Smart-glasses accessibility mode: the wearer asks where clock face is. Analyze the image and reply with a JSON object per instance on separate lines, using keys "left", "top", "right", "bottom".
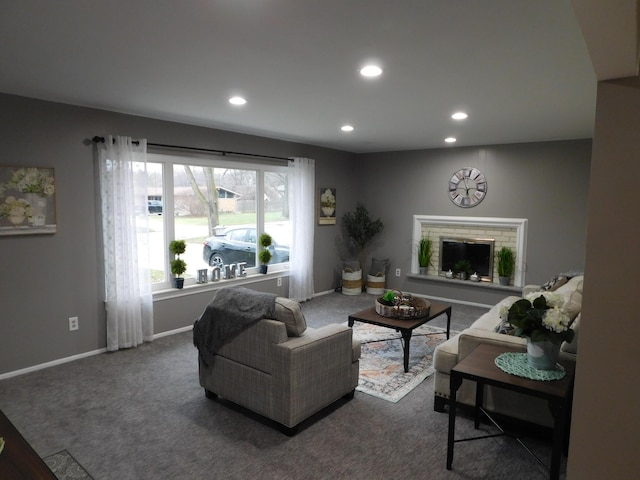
{"left": 448, "top": 167, "right": 487, "bottom": 208}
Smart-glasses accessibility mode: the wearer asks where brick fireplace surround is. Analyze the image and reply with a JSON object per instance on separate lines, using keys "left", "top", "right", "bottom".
{"left": 412, "top": 216, "right": 528, "bottom": 287}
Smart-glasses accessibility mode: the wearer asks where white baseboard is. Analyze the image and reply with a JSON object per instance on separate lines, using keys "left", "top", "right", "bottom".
{"left": 0, "top": 326, "right": 194, "bottom": 380}
{"left": 0, "top": 347, "right": 107, "bottom": 381}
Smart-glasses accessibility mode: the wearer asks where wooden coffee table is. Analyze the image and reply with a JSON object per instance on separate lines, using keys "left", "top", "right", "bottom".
{"left": 348, "top": 300, "right": 452, "bottom": 372}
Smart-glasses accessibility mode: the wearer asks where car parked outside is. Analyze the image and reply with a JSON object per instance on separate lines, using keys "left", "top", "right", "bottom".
{"left": 148, "top": 200, "right": 163, "bottom": 215}
{"left": 202, "top": 227, "right": 289, "bottom": 268}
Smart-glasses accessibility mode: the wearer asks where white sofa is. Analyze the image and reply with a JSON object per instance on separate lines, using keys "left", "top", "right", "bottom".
{"left": 433, "top": 275, "right": 583, "bottom": 427}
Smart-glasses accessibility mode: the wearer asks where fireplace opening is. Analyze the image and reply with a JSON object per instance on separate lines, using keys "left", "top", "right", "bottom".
{"left": 440, "top": 237, "right": 495, "bottom": 282}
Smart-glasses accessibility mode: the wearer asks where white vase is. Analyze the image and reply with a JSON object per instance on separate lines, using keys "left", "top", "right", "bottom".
{"left": 25, "top": 192, "right": 47, "bottom": 226}
{"left": 321, "top": 206, "right": 335, "bottom": 217}
{"left": 526, "top": 339, "right": 561, "bottom": 370}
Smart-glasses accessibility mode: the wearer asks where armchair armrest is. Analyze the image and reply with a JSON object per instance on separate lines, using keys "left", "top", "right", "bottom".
{"left": 271, "top": 324, "right": 357, "bottom": 426}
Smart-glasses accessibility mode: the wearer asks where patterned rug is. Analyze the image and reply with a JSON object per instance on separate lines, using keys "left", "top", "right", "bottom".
{"left": 44, "top": 450, "right": 93, "bottom": 479}
{"left": 350, "top": 322, "right": 455, "bottom": 403}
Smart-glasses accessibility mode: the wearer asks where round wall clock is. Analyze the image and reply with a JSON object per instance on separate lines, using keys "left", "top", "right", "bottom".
{"left": 448, "top": 167, "right": 487, "bottom": 208}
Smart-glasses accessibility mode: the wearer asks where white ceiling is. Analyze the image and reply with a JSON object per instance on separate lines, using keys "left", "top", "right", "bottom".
{"left": 0, "top": 1, "right": 612, "bottom": 153}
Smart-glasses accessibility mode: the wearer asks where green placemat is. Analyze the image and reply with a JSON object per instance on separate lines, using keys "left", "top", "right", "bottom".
{"left": 495, "top": 352, "right": 565, "bottom": 381}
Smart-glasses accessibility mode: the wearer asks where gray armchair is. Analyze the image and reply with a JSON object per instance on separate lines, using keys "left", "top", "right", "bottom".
{"left": 197, "top": 297, "right": 360, "bottom": 434}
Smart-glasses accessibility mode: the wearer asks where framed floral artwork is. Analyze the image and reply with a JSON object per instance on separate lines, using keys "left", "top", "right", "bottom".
{"left": 318, "top": 187, "right": 336, "bottom": 225}
{"left": 0, "top": 166, "right": 57, "bottom": 235}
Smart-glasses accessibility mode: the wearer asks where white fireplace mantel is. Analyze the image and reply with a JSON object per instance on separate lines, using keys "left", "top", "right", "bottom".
{"left": 412, "top": 215, "right": 528, "bottom": 287}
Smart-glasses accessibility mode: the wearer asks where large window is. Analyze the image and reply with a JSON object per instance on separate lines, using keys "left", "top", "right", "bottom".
{"left": 139, "top": 153, "right": 290, "bottom": 290}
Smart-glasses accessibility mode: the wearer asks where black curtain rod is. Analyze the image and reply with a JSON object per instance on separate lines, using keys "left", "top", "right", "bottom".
{"left": 92, "top": 136, "right": 291, "bottom": 162}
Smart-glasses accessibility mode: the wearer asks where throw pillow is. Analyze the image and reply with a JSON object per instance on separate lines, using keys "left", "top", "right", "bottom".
{"left": 541, "top": 275, "right": 569, "bottom": 292}
{"left": 494, "top": 319, "right": 516, "bottom": 335}
{"left": 274, "top": 297, "right": 307, "bottom": 337}
{"left": 369, "top": 257, "right": 389, "bottom": 276}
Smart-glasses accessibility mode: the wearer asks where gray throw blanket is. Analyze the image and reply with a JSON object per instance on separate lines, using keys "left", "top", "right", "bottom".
{"left": 193, "top": 286, "right": 277, "bottom": 367}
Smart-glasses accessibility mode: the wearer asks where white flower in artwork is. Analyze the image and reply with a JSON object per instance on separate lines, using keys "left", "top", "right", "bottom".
{"left": 7, "top": 168, "right": 55, "bottom": 195}
{"left": 320, "top": 188, "right": 335, "bottom": 208}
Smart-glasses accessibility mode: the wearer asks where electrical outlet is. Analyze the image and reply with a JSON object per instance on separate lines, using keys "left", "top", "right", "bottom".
{"left": 69, "top": 316, "right": 79, "bottom": 331}
{"left": 277, "top": 277, "right": 282, "bottom": 287}
{"left": 395, "top": 268, "right": 401, "bottom": 277}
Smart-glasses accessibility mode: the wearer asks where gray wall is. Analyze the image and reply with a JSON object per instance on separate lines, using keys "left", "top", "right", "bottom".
{"left": 0, "top": 93, "right": 591, "bottom": 375}
{"left": 0, "top": 94, "right": 355, "bottom": 375}
{"left": 355, "top": 140, "right": 592, "bottom": 302}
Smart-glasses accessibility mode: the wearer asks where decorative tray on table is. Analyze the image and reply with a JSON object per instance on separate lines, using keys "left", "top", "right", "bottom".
{"left": 375, "top": 289, "right": 430, "bottom": 319}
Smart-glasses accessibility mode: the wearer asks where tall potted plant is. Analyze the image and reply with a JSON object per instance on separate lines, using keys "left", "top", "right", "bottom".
{"left": 497, "top": 246, "right": 515, "bottom": 286}
{"left": 342, "top": 202, "right": 384, "bottom": 293}
{"left": 417, "top": 237, "right": 433, "bottom": 275}
{"left": 258, "top": 233, "right": 273, "bottom": 274}
{"left": 169, "top": 240, "right": 187, "bottom": 289}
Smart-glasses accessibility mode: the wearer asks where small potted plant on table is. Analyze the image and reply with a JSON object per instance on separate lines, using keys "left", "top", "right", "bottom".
{"left": 258, "top": 233, "right": 273, "bottom": 274}
{"left": 169, "top": 240, "right": 187, "bottom": 289}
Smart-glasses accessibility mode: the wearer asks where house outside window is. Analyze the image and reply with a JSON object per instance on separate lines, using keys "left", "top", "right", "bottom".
{"left": 137, "top": 154, "right": 290, "bottom": 290}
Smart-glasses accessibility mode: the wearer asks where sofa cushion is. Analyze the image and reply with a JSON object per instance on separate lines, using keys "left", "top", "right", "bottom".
{"left": 275, "top": 297, "right": 307, "bottom": 337}
{"left": 561, "top": 312, "right": 580, "bottom": 355}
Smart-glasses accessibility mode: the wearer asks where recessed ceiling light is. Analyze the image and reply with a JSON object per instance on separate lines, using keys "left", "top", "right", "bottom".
{"left": 451, "top": 112, "right": 468, "bottom": 120}
{"left": 445, "top": 137, "right": 457, "bottom": 143}
{"left": 359, "top": 65, "right": 382, "bottom": 78}
{"left": 341, "top": 125, "right": 354, "bottom": 132}
{"left": 229, "top": 96, "right": 247, "bottom": 105}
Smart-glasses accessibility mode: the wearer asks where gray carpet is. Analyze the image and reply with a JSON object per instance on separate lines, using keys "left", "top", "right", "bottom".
{"left": 0, "top": 292, "right": 566, "bottom": 479}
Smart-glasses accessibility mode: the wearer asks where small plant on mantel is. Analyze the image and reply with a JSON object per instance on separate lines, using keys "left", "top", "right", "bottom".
{"left": 417, "top": 237, "right": 433, "bottom": 274}
{"left": 453, "top": 259, "right": 473, "bottom": 280}
{"left": 169, "top": 240, "right": 187, "bottom": 289}
{"left": 497, "top": 246, "right": 515, "bottom": 286}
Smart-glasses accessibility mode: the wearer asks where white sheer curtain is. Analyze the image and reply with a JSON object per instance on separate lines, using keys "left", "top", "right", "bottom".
{"left": 288, "top": 157, "right": 315, "bottom": 301}
{"left": 97, "top": 135, "right": 153, "bottom": 351}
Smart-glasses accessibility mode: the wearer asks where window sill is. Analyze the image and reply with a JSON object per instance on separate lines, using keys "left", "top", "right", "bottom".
{"left": 153, "top": 269, "right": 289, "bottom": 301}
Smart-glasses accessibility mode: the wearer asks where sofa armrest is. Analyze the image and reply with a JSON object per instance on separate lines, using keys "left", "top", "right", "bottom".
{"left": 458, "top": 327, "right": 527, "bottom": 361}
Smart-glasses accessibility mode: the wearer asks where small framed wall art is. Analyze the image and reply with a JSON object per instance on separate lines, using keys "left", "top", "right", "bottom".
{"left": 318, "top": 187, "right": 336, "bottom": 225}
{"left": 0, "top": 166, "right": 57, "bottom": 236}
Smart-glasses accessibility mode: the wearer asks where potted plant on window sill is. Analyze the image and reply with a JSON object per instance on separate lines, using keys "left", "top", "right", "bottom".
{"left": 258, "top": 233, "right": 273, "bottom": 274}
{"left": 497, "top": 246, "right": 515, "bottom": 286}
{"left": 169, "top": 239, "right": 187, "bottom": 288}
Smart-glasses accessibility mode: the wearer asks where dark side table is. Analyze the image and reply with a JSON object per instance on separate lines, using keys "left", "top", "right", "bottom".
{"left": 446, "top": 344, "right": 575, "bottom": 480}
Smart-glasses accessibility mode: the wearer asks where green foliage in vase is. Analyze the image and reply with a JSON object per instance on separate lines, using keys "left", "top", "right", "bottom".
{"left": 417, "top": 237, "right": 433, "bottom": 268}
{"left": 342, "top": 202, "right": 383, "bottom": 271}
{"left": 497, "top": 246, "right": 515, "bottom": 277}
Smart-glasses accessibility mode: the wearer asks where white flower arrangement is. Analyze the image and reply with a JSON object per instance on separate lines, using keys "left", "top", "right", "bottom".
{"left": 320, "top": 188, "right": 336, "bottom": 208}
{"left": 7, "top": 168, "right": 55, "bottom": 195}
{"left": 507, "top": 292, "right": 574, "bottom": 343}
{"left": 0, "top": 195, "right": 33, "bottom": 222}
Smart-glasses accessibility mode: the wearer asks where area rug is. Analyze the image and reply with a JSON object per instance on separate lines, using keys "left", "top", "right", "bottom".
{"left": 349, "top": 322, "right": 455, "bottom": 403}
{"left": 44, "top": 450, "right": 93, "bottom": 480}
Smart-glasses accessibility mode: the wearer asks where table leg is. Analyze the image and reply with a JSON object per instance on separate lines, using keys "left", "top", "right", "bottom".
{"left": 400, "top": 330, "right": 412, "bottom": 372}
{"left": 445, "top": 307, "right": 452, "bottom": 339}
{"left": 348, "top": 317, "right": 354, "bottom": 328}
{"left": 548, "top": 398, "right": 568, "bottom": 480}
{"left": 474, "top": 381, "right": 484, "bottom": 429}
{"left": 447, "top": 374, "right": 463, "bottom": 470}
